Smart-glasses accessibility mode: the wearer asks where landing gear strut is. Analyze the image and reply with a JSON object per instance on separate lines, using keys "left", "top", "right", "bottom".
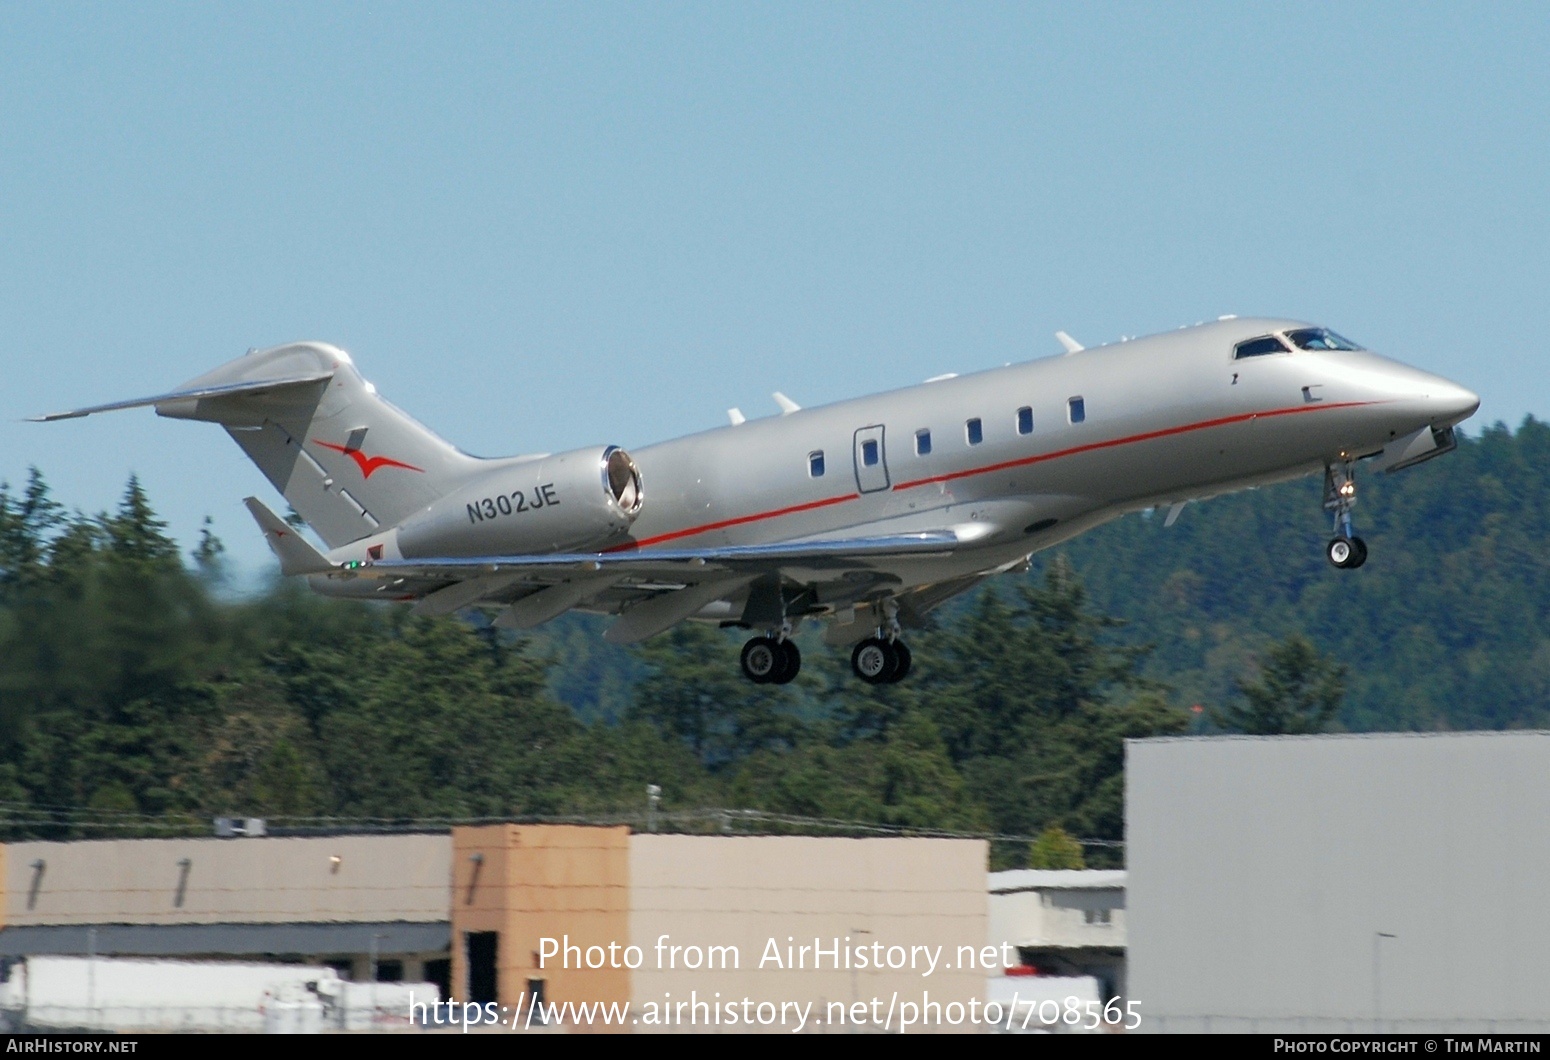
{"left": 740, "top": 634, "right": 800, "bottom": 685}
{"left": 1324, "top": 460, "right": 1368, "bottom": 569}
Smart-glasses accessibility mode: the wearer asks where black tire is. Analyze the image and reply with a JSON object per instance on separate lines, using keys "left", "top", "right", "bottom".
{"left": 888, "top": 641, "right": 912, "bottom": 682}
{"left": 1347, "top": 537, "right": 1368, "bottom": 569}
{"left": 740, "top": 638, "right": 779, "bottom": 683}
{"left": 851, "top": 637, "right": 898, "bottom": 685}
{"left": 1327, "top": 537, "right": 1355, "bottom": 569}
{"left": 770, "top": 640, "right": 801, "bottom": 685}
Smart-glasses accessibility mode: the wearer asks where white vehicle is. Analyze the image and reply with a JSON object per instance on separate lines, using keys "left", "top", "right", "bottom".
{"left": 0, "top": 956, "right": 438, "bottom": 1033}
{"left": 987, "top": 973, "right": 1104, "bottom": 1033}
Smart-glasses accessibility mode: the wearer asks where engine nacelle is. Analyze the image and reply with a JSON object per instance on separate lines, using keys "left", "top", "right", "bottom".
{"left": 395, "top": 446, "right": 643, "bottom": 558}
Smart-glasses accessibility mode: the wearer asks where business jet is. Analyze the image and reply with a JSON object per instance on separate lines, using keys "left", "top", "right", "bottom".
{"left": 37, "top": 317, "right": 1478, "bottom": 685}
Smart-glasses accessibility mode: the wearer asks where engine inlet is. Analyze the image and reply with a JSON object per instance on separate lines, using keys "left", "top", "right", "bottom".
{"left": 603, "top": 447, "right": 643, "bottom": 517}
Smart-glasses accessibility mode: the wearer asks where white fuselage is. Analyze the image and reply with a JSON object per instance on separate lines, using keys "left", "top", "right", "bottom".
{"left": 39, "top": 315, "right": 1480, "bottom": 665}
{"left": 554, "top": 317, "right": 1477, "bottom": 600}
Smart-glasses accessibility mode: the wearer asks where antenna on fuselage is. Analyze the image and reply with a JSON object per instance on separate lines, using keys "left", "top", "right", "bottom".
{"left": 727, "top": 408, "right": 746, "bottom": 426}
{"left": 1055, "top": 331, "right": 1084, "bottom": 354}
{"left": 773, "top": 392, "right": 801, "bottom": 415}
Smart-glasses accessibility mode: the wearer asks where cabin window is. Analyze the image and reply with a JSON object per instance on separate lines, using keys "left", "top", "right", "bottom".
{"left": 808, "top": 451, "right": 825, "bottom": 477}
{"left": 862, "top": 439, "right": 880, "bottom": 467}
{"left": 1233, "top": 335, "right": 1292, "bottom": 359}
{"left": 1017, "top": 406, "right": 1033, "bottom": 435}
{"left": 1068, "top": 397, "right": 1086, "bottom": 424}
{"left": 915, "top": 429, "right": 932, "bottom": 456}
{"left": 966, "top": 418, "right": 983, "bottom": 445}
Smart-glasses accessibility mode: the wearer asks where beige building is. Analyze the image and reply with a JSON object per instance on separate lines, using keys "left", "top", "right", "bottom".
{"left": 449, "top": 824, "right": 630, "bottom": 1012}
{"left": 0, "top": 834, "right": 454, "bottom": 991}
{"left": 0, "top": 826, "right": 990, "bottom": 1030}
{"left": 449, "top": 828, "right": 989, "bottom": 1029}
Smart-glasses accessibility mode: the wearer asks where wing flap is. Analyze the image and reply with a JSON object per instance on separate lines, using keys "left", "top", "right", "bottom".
{"left": 497, "top": 575, "right": 623, "bottom": 629}
{"left": 604, "top": 576, "right": 756, "bottom": 645}
{"left": 412, "top": 572, "right": 526, "bottom": 616}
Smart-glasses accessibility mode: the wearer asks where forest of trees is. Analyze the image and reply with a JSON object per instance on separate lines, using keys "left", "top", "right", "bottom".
{"left": 1, "top": 418, "right": 1546, "bottom": 866}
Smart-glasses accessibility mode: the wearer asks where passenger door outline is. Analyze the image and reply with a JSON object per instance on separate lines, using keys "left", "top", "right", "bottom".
{"left": 853, "top": 425, "right": 890, "bottom": 494}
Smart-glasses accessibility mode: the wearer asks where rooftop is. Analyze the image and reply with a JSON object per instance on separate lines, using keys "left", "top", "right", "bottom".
{"left": 988, "top": 869, "right": 1126, "bottom": 894}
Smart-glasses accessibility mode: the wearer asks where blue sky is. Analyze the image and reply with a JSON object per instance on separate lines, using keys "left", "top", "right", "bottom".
{"left": 3, "top": 3, "right": 1547, "bottom": 573}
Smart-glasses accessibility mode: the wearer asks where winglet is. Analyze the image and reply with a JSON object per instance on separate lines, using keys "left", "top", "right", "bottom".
{"left": 772, "top": 392, "right": 801, "bottom": 415}
{"left": 243, "top": 497, "right": 334, "bottom": 575}
{"left": 1055, "top": 331, "right": 1084, "bottom": 354}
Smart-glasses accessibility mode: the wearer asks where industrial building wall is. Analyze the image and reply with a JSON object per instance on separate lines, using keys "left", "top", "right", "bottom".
{"left": 1126, "top": 731, "right": 1550, "bottom": 1033}
{"left": 629, "top": 835, "right": 987, "bottom": 1029}
{"left": 449, "top": 825, "right": 630, "bottom": 1012}
{"left": 7, "top": 834, "right": 451, "bottom": 926}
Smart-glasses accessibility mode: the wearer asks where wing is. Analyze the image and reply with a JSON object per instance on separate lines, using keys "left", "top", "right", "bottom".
{"left": 358, "top": 531, "right": 960, "bottom": 579}
{"left": 326, "top": 530, "right": 968, "bottom": 644}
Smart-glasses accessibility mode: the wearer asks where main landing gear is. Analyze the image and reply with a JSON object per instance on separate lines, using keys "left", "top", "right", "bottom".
{"left": 851, "top": 637, "right": 912, "bottom": 685}
{"left": 740, "top": 634, "right": 801, "bottom": 685}
{"left": 1324, "top": 460, "right": 1368, "bottom": 570}
{"left": 738, "top": 601, "right": 915, "bottom": 686}
{"left": 849, "top": 598, "right": 912, "bottom": 685}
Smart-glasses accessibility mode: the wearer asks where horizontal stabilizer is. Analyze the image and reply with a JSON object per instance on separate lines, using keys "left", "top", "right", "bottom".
{"left": 243, "top": 497, "right": 334, "bottom": 576}
{"left": 30, "top": 370, "right": 335, "bottom": 422}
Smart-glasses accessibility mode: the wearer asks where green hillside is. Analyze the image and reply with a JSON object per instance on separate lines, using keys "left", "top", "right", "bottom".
{"left": 1049, "top": 417, "right": 1550, "bottom": 732}
{"left": 0, "top": 419, "right": 1541, "bottom": 865}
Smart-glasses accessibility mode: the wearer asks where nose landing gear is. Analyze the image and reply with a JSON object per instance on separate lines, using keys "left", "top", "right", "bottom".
{"left": 1324, "top": 461, "right": 1368, "bottom": 569}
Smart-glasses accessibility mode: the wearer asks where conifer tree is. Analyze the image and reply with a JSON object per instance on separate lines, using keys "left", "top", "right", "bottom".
{"left": 1211, "top": 635, "right": 1345, "bottom": 735}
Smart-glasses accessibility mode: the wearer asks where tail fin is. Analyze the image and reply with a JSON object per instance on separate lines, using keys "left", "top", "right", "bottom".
{"left": 42, "top": 342, "right": 481, "bottom": 548}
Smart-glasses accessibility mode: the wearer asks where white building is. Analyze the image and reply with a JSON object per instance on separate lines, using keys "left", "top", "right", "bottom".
{"left": 987, "top": 869, "right": 1126, "bottom": 998}
{"left": 1127, "top": 731, "right": 1550, "bottom": 1033}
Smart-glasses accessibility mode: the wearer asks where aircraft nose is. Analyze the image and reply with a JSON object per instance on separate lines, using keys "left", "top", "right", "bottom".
{"left": 1426, "top": 379, "right": 1480, "bottom": 425}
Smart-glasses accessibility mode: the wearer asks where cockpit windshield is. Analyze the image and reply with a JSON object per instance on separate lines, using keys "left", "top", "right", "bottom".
{"left": 1285, "top": 327, "right": 1363, "bottom": 351}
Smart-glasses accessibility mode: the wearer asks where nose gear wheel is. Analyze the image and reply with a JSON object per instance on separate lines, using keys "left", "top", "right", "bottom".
{"left": 1323, "top": 460, "right": 1369, "bottom": 570}
{"left": 1327, "top": 535, "right": 1368, "bottom": 569}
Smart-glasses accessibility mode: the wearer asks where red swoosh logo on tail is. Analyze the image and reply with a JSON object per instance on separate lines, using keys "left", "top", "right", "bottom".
{"left": 313, "top": 440, "right": 425, "bottom": 479}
